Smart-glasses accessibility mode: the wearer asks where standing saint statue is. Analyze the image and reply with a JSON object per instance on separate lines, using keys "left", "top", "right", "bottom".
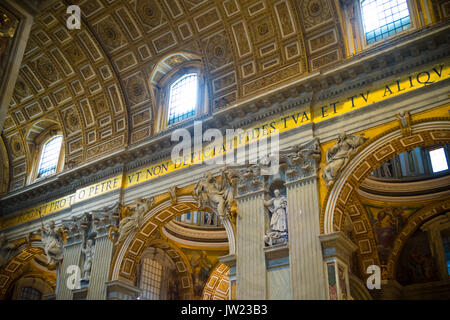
{"left": 81, "top": 238, "right": 95, "bottom": 281}
{"left": 263, "top": 189, "right": 288, "bottom": 246}
{"left": 39, "top": 220, "right": 65, "bottom": 266}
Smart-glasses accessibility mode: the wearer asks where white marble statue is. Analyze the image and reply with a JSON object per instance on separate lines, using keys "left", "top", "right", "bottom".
{"left": 193, "top": 170, "right": 236, "bottom": 222}
{"left": 263, "top": 189, "right": 288, "bottom": 246}
{"left": 322, "top": 132, "right": 368, "bottom": 187}
{"left": 114, "top": 206, "right": 145, "bottom": 245}
{"left": 396, "top": 110, "right": 412, "bottom": 136}
{"left": 81, "top": 238, "right": 95, "bottom": 281}
{"left": 39, "top": 220, "right": 65, "bottom": 266}
{"left": 135, "top": 196, "right": 154, "bottom": 214}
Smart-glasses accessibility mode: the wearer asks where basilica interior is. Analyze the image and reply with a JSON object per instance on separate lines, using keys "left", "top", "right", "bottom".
{"left": 0, "top": 0, "right": 449, "bottom": 301}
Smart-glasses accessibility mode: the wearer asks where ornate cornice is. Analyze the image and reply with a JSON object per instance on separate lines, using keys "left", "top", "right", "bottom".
{"left": 1, "top": 24, "right": 449, "bottom": 216}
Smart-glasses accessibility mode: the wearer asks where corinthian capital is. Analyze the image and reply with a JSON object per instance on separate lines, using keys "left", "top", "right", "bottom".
{"left": 281, "top": 138, "right": 321, "bottom": 182}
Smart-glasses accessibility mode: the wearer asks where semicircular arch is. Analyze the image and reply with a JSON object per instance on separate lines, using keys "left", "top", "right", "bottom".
{"left": 110, "top": 190, "right": 236, "bottom": 286}
{"left": 322, "top": 118, "right": 450, "bottom": 235}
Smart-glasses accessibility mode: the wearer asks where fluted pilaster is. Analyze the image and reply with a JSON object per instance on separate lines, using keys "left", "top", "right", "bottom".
{"left": 86, "top": 235, "right": 114, "bottom": 299}
{"left": 236, "top": 191, "right": 266, "bottom": 299}
{"left": 56, "top": 242, "right": 81, "bottom": 300}
{"left": 286, "top": 175, "right": 326, "bottom": 299}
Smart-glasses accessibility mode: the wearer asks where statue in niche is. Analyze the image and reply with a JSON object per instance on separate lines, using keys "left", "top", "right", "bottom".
{"left": 193, "top": 170, "right": 239, "bottom": 223}
{"left": 204, "top": 212, "right": 214, "bottom": 225}
{"left": 0, "top": 234, "right": 19, "bottom": 268}
{"left": 81, "top": 237, "right": 95, "bottom": 281}
{"left": 39, "top": 220, "right": 65, "bottom": 266}
{"left": 380, "top": 161, "right": 392, "bottom": 178}
{"left": 263, "top": 189, "right": 288, "bottom": 246}
{"left": 322, "top": 132, "right": 368, "bottom": 187}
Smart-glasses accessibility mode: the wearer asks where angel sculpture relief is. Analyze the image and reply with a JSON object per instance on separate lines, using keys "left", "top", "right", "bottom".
{"left": 39, "top": 220, "right": 65, "bottom": 266}
{"left": 109, "top": 197, "right": 154, "bottom": 245}
{"left": 193, "top": 170, "right": 239, "bottom": 224}
{"left": 322, "top": 132, "right": 368, "bottom": 187}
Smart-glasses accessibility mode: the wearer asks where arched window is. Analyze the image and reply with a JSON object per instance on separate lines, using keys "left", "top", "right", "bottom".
{"left": 150, "top": 54, "right": 208, "bottom": 133}
{"left": 138, "top": 247, "right": 178, "bottom": 300}
{"left": 339, "top": 0, "right": 429, "bottom": 55}
{"left": 140, "top": 257, "right": 163, "bottom": 300}
{"left": 20, "top": 287, "right": 42, "bottom": 300}
{"left": 360, "top": 0, "right": 411, "bottom": 44}
{"left": 37, "top": 135, "right": 63, "bottom": 178}
{"left": 168, "top": 73, "right": 199, "bottom": 125}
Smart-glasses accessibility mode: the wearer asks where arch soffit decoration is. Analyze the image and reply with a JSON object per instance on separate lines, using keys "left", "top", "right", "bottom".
{"left": 0, "top": 236, "right": 48, "bottom": 299}
{"left": 110, "top": 187, "right": 236, "bottom": 286}
{"left": 202, "top": 262, "right": 230, "bottom": 300}
{"left": 321, "top": 118, "right": 450, "bottom": 277}
{"left": 0, "top": 137, "right": 9, "bottom": 196}
{"left": 385, "top": 198, "right": 450, "bottom": 280}
{"left": 139, "top": 237, "right": 195, "bottom": 299}
{"left": 322, "top": 118, "right": 450, "bottom": 234}
{"left": 11, "top": 276, "right": 55, "bottom": 300}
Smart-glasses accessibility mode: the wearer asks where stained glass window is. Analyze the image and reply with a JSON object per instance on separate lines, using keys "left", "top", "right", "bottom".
{"left": 37, "top": 136, "right": 62, "bottom": 178}
{"left": 360, "top": 0, "right": 411, "bottom": 44}
{"left": 168, "top": 73, "right": 198, "bottom": 125}
{"left": 140, "top": 258, "right": 162, "bottom": 300}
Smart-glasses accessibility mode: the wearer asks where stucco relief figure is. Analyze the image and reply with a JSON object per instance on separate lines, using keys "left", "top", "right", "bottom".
{"left": 81, "top": 238, "right": 95, "bottom": 281}
{"left": 322, "top": 132, "right": 368, "bottom": 187}
{"left": 0, "top": 234, "right": 18, "bottom": 268}
{"left": 135, "top": 196, "right": 154, "bottom": 215}
{"left": 263, "top": 189, "right": 288, "bottom": 246}
{"left": 108, "top": 198, "right": 153, "bottom": 245}
{"left": 39, "top": 220, "right": 65, "bottom": 266}
{"left": 396, "top": 110, "right": 412, "bottom": 136}
{"left": 193, "top": 170, "right": 238, "bottom": 223}
{"left": 113, "top": 208, "right": 145, "bottom": 245}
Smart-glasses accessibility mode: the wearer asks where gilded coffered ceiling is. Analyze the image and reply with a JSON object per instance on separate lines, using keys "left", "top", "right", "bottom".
{"left": 1, "top": 0, "right": 345, "bottom": 192}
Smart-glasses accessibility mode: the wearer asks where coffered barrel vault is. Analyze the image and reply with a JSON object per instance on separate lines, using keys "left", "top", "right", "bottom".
{"left": 0, "top": 0, "right": 449, "bottom": 301}
{"left": 2, "top": 0, "right": 348, "bottom": 194}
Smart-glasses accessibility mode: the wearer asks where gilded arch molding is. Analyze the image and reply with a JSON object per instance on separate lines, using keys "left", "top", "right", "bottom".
{"left": 0, "top": 136, "right": 9, "bottom": 196}
{"left": 385, "top": 198, "right": 450, "bottom": 280}
{"left": 0, "top": 236, "right": 48, "bottom": 299}
{"left": 202, "top": 262, "right": 230, "bottom": 300}
{"left": 109, "top": 187, "right": 236, "bottom": 287}
{"left": 321, "top": 117, "right": 450, "bottom": 235}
